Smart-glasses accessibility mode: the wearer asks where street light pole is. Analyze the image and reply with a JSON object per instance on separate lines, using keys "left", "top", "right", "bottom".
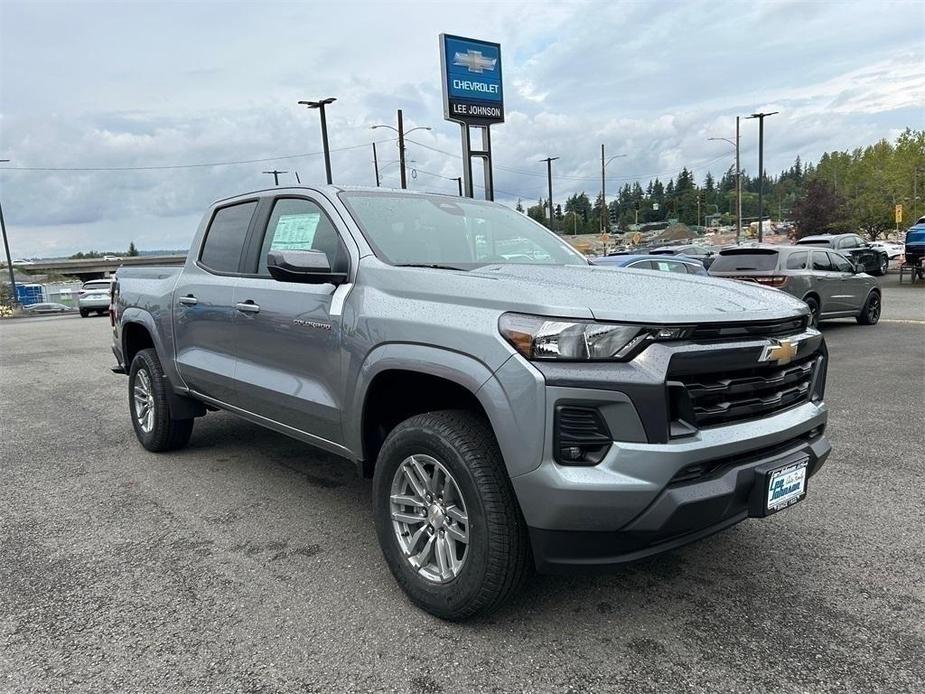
{"left": 541, "top": 156, "right": 559, "bottom": 230}
{"left": 0, "top": 159, "right": 17, "bottom": 308}
{"left": 298, "top": 97, "right": 336, "bottom": 185}
{"left": 601, "top": 147, "right": 627, "bottom": 234}
{"left": 747, "top": 111, "right": 778, "bottom": 242}
{"left": 454, "top": 177, "right": 463, "bottom": 196}
{"left": 372, "top": 142, "right": 380, "bottom": 187}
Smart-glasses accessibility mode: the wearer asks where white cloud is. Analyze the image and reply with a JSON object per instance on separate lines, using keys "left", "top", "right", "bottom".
{"left": 0, "top": 0, "right": 922, "bottom": 256}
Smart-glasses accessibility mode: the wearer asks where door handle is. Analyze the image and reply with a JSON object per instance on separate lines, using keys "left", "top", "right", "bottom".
{"left": 178, "top": 295, "right": 198, "bottom": 306}
{"left": 235, "top": 300, "right": 260, "bottom": 314}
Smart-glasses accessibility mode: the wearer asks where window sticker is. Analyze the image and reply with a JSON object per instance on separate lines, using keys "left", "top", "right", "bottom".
{"left": 271, "top": 213, "right": 321, "bottom": 250}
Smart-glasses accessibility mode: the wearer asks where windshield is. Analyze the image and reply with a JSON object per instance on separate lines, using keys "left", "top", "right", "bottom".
{"left": 711, "top": 250, "right": 780, "bottom": 272}
{"left": 340, "top": 192, "right": 587, "bottom": 269}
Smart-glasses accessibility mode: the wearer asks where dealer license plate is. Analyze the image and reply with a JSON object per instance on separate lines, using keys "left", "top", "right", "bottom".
{"left": 766, "top": 459, "right": 808, "bottom": 512}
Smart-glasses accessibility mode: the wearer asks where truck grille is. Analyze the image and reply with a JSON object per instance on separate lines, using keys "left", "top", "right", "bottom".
{"left": 669, "top": 355, "right": 819, "bottom": 428}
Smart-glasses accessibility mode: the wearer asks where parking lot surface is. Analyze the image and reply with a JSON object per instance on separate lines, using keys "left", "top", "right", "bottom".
{"left": 1, "top": 279, "right": 923, "bottom": 693}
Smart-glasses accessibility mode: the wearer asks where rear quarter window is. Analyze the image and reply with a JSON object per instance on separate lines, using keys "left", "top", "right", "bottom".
{"left": 785, "top": 251, "right": 808, "bottom": 270}
{"left": 710, "top": 252, "right": 779, "bottom": 272}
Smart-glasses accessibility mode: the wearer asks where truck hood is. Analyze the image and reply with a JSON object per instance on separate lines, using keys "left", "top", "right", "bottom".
{"left": 364, "top": 260, "right": 809, "bottom": 324}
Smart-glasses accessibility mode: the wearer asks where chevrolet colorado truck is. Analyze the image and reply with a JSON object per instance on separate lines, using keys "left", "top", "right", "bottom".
{"left": 112, "top": 186, "right": 831, "bottom": 620}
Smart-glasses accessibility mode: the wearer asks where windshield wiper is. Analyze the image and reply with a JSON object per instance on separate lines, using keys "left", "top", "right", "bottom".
{"left": 394, "top": 263, "right": 468, "bottom": 271}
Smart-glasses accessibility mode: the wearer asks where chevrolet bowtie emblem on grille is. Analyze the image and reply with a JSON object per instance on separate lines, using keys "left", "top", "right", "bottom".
{"left": 453, "top": 49, "right": 497, "bottom": 73}
{"left": 759, "top": 338, "right": 799, "bottom": 365}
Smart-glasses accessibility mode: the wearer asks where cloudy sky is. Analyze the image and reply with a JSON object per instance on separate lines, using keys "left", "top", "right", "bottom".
{"left": 1, "top": 0, "right": 922, "bottom": 257}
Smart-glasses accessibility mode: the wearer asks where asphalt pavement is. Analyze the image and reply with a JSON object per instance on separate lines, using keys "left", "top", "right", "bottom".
{"left": 1, "top": 280, "right": 923, "bottom": 693}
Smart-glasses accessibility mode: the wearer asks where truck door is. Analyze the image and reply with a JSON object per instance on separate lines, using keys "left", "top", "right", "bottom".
{"left": 173, "top": 200, "right": 258, "bottom": 404}
{"left": 231, "top": 195, "right": 351, "bottom": 446}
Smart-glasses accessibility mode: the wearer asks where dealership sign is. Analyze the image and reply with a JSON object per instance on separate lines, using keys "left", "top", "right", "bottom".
{"left": 440, "top": 34, "right": 504, "bottom": 125}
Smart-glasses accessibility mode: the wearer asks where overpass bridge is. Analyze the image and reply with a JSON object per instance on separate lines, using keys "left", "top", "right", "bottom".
{"left": 7, "top": 255, "right": 187, "bottom": 281}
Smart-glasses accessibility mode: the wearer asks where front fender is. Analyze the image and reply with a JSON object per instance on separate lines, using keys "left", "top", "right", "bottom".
{"left": 347, "top": 344, "right": 546, "bottom": 478}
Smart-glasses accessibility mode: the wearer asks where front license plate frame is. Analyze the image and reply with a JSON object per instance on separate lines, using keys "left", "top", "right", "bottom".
{"left": 764, "top": 457, "right": 808, "bottom": 514}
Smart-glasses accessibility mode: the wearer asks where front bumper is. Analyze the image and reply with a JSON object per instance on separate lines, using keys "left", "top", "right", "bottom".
{"left": 523, "top": 422, "right": 830, "bottom": 572}
{"left": 500, "top": 328, "right": 830, "bottom": 572}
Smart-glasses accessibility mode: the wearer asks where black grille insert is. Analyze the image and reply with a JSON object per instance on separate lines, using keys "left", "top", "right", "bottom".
{"left": 554, "top": 406, "right": 612, "bottom": 466}
{"left": 690, "top": 317, "right": 807, "bottom": 341}
{"left": 670, "top": 355, "right": 819, "bottom": 428}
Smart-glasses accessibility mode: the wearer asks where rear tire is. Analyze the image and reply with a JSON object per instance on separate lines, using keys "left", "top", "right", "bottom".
{"left": 128, "top": 348, "right": 194, "bottom": 452}
{"left": 873, "top": 256, "right": 888, "bottom": 276}
{"left": 372, "top": 410, "right": 530, "bottom": 621}
{"left": 79, "top": 309, "right": 89, "bottom": 318}
{"left": 856, "top": 291, "right": 881, "bottom": 325}
{"left": 804, "top": 296, "right": 820, "bottom": 327}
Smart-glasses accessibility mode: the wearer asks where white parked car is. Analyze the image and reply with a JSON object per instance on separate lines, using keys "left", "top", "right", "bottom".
{"left": 77, "top": 279, "right": 113, "bottom": 317}
{"left": 869, "top": 241, "right": 904, "bottom": 260}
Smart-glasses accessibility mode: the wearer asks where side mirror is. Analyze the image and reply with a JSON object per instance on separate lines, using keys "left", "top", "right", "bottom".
{"left": 267, "top": 250, "right": 347, "bottom": 285}
{"left": 854, "top": 262, "right": 864, "bottom": 274}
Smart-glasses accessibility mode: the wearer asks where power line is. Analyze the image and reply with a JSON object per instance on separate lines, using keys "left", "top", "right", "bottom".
{"left": 0, "top": 139, "right": 397, "bottom": 172}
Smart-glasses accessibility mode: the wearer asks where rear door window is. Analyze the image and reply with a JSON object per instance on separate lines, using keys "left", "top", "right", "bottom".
{"left": 709, "top": 251, "right": 779, "bottom": 272}
{"left": 199, "top": 201, "right": 258, "bottom": 273}
{"left": 812, "top": 251, "right": 833, "bottom": 271}
{"left": 785, "top": 252, "right": 808, "bottom": 270}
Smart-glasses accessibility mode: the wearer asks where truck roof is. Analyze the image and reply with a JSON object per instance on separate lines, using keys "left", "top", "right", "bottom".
{"left": 212, "top": 185, "right": 461, "bottom": 207}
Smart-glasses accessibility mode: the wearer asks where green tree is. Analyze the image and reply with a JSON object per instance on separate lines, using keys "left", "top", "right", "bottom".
{"left": 792, "top": 180, "right": 845, "bottom": 237}
{"left": 127, "top": 242, "right": 139, "bottom": 257}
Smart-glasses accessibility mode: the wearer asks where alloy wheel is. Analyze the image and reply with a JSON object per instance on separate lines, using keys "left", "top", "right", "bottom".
{"left": 390, "top": 454, "right": 470, "bottom": 583}
{"left": 133, "top": 369, "right": 156, "bottom": 433}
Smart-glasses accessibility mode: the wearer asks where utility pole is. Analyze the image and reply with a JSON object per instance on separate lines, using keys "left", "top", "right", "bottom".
{"left": 747, "top": 111, "right": 778, "bottom": 242}
{"left": 371, "top": 112, "right": 431, "bottom": 191}
{"left": 454, "top": 177, "right": 463, "bottom": 196}
{"left": 708, "top": 118, "right": 742, "bottom": 242}
{"left": 736, "top": 116, "right": 742, "bottom": 243}
{"left": 541, "top": 157, "right": 559, "bottom": 231}
{"left": 262, "top": 170, "right": 287, "bottom": 186}
{"left": 372, "top": 142, "right": 380, "bottom": 187}
{"left": 0, "top": 159, "right": 18, "bottom": 309}
{"left": 397, "top": 109, "right": 407, "bottom": 189}
{"left": 298, "top": 97, "right": 336, "bottom": 185}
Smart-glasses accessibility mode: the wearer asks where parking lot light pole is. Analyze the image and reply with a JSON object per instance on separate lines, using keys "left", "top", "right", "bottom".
{"left": 541, "top": 157, "right": 559, "bottom": 230}
{"left": 372, "top": 142, "right": 381, "bottom": 187}
{"left": 371, "top": 113, "right": 431, "bottom": 190}
{"left": 0, "top": 158, "right": 17, "bottom": 309}
{"left": 747, "top": 111, "right": 778, "bottom": 242}
{"left": 298, "top": 98, "right": 336, "bottom": 185}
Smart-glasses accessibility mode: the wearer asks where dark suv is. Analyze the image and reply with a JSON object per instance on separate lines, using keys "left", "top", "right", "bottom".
{"left": 796, "top": 234, "right": 888, "bottom": 276}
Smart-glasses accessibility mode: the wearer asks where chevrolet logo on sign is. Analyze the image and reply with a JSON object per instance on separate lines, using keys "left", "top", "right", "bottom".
{"left": 759, "top": 338, "right": 799, "bottom": 365}
{"left": 453, "top": 49, "right": 497, "bottom": 73}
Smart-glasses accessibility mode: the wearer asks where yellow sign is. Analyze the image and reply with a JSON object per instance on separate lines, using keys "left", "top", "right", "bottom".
{"left": 895, "top": 204, "right": 903, "bottom": 224}
{"left": 632, "top": 232, "right": 642, "bottom": 245}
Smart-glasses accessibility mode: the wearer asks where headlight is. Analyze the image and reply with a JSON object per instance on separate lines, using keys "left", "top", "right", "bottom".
{"left": 499, "top": 312, "right": 689, "bottom": 361}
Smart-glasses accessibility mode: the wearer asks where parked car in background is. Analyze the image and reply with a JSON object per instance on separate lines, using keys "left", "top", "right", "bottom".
{"left": 22, "top": 302, "right": 73, "bottom": 314}
{"left": 709, "top": 246, "right": 881, "bottom": 326}
{"left": 904, "top": 223, "right": 925, "bottom": 275}
{"left": 795, "top": 234, "right": 888, "bottom": 276}
{"left": 591, "top": 254, "right": 708, "bottom": 275}
{"left": 650, "top": 244, "right": 717, "bottom": 268}
{"left": 78, "top": 278, "right": 114, "bottom": 317}
{"left": 868, "top": 241, "right": 904, "bottom": 260}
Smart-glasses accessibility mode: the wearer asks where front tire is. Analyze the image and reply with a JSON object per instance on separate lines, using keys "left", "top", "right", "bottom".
{"left": 372, "top": 410, "right": 530, "bottom": 621}
{"left": 856, "top": 291, "right": 881, "bottom": 325}
{"left": 128, "top": 348, "right": 194, "bottom": 452}
{"left": 874, "top": 256, "right": 888, "bottom": 276}
{"left": 79, "top": 309, "right": 89, "bottom": 318}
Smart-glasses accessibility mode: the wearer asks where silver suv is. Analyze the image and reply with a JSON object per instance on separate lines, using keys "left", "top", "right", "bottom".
{"left": 709, "top": 246, "right": 881, "bottom": 326}
{"left": 78, "top": 279, "right": 113, "bottom": 317}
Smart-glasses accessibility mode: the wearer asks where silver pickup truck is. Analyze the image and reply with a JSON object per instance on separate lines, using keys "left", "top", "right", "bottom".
{"left": 112, "top": 186, "right": 831, "bottom": 620}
